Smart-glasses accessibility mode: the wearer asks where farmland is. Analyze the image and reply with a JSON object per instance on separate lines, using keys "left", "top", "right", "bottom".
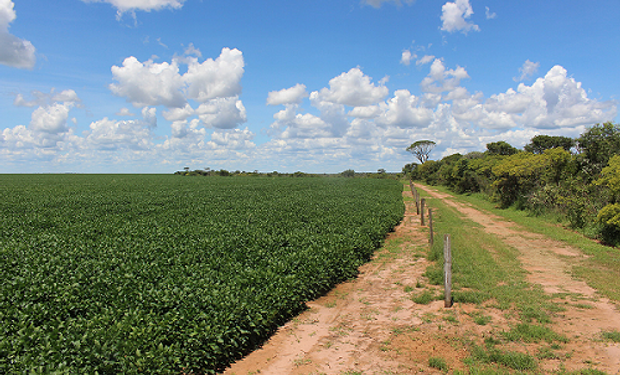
{"left": 0, "top": 175, "right": 404, "bottom": 374}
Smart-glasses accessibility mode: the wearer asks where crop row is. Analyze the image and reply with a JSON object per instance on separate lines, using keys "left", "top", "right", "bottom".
{"left": 0, "top": 175, "right": 404, "bottom": 374}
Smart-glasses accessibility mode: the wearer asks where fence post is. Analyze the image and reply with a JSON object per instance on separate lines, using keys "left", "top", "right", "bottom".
{"left": 420, "top": 198, "right": 425, "bottom": 226}
{"left": 444, "top": 234, "right": 453, "bottom": 308}
{"left": 415, "top": 192, "right": 420, "bottom": 215}
{"left": 428, "top": 209, "right": 434, "bottom": 245}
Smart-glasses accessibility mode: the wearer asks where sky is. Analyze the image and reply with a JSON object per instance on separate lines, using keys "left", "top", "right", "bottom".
{"left": 0, "top": 0, "right": 618, "bottom": 174}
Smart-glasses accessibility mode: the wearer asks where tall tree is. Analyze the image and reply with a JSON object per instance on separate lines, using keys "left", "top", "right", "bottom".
{"left": 406, "top": 140, "right": 436, "bottom": 164}
{"left": 524, "top": 135, "right": 575, "bottom": 154}
{"left": 486, "top": 141, "right": 519, "bottom": 156}
{"left": 577, "top": 122, "right": 620, "bottom": 173}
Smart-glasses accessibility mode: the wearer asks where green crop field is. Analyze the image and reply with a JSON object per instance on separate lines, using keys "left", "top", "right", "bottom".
{"left": 0, "top": 174, "right": 404, "bottom": 374}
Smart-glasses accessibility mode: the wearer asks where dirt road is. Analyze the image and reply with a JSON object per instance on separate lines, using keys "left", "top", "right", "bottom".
{"left": 222, "top": 185, "right": 620, "bottom": 374}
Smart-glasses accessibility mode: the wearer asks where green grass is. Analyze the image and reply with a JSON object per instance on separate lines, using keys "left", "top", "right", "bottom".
{"left": 470, "top": 345, "right": 538, "bottom": 371}
{"left": 429, "top": 184, "right": 620, "bottom": 303}
{"left": 420, "top": 191, "right": 557, "bottom": 319}
{"left": 502, "top": 323, "right": 569, "bottom": 343}
{"left": 412, "top": 290, "right": 435, "bottom": 304}
{"left": 428, "top": 356, "right": 448, "bottom": 371}
{"left": 601, "top": 330, "right": 620, "bottom": 343}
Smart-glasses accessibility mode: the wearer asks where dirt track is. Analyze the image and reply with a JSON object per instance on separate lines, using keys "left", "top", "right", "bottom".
{"left": 222, "top": 185, "right": 620, "bottom": 374}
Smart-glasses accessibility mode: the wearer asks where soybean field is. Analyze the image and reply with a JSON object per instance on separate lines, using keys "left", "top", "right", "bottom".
{"left": 0, "top": 175, "right": 404, "bottom": 374}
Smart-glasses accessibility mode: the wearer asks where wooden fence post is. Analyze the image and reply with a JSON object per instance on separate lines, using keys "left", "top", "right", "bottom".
{"left": 428, "top": 209, "right": 434, "bottom": 245}
{"left": 420, "top": 198, "right": 425, "bottom": 226}
{"left": 415, "top": 192, "right": 420, "bottom": 215}
{"left": 444, "top": 234, "right": 453, "bottom": 308}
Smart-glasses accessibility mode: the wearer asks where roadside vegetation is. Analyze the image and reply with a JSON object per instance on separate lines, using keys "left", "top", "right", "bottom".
{"left": 402, "top": 185, "right": 616, "bottom": 374}
{"left": 405, "top": 122, "right": 620, "bottom": 246}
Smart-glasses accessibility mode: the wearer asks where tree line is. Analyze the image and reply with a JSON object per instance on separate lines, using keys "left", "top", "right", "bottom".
{"left": 404, "top": 122, "right": 620, "bottom": 246}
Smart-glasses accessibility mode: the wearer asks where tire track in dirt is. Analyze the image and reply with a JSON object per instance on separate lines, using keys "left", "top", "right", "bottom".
{"left": 417, "top": 183, "right": 620, "bottom": 373}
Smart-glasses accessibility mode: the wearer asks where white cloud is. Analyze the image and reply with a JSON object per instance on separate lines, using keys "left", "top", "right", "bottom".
{"left": 162, "top": 103, "right": 194, "bottom": 122}
{"left": 30, "top": 103, "right": 72, "bottom": 134}
{"left": 317, "top": 67, "right": 388, "bottom": 107}
{"left": 514, "top": 59, "right": 540, "bottom": 82}
{"left": 440, "top": 0, "right": 479, "bottom": 34}
{"left": 14, "top": 89, "right": 81, "bottom": 107}
{"left": 116, "top": 107, "right": 135, "bottom": 116}
{"left": 348, "top": 105, "right": 382, "bottom": 119}
{"left": 400, "top": 50, "right": 414, "bottom": 66}
{"left": 267, "top": 84, "right": 308, "bottom": 106}
{"left": 362, "top": 0, "right": 414, "bottom": 8}
{"left": 207, "top": 128, "right": 256, "bottom": 150}
{"left": 142, "top": 107, "right": 157, "bottom": 127}
{"left": 416, "top": 55, "right": 435, "bottom": 66}
{"left": 196, "top": 96, "right": 247, "bottom": 129}
{"left": 110, "top": 48, "right": 245, "bottom": 118}
{"left": 375, "top": 89, "right": 434, "bottom": 128}
{"left": 183, "top": 48, "right": 244, "bottom": 102}
{"left": 86, "top": 117, "right": 153, "bottom": 151}
{"left": 421, "top": 58, "right": 469, "bottom": 94}
{"left": 485, "top": 6, "right": 496, "bottom": 20}
{"left": 110, "top": 57, "right": 186, "bottom": 108}
{"left": 81, "top": 0, "right": 184, "bottom": 18}
{"left": 0, "top": 0, "right": 36, "bottom": 69}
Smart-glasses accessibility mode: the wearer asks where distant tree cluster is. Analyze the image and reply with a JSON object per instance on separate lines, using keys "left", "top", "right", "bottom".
{"left": 405, "top": 122, "right": 620, "bottom": 246}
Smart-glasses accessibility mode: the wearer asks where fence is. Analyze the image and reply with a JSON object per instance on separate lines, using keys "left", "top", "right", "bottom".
{"left": 409, "top": 180, "right": 452, "bottom": 308}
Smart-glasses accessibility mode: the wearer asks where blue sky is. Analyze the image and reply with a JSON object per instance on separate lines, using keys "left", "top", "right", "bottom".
{"left": 1, "top": 0, "right": 618, "bottom": 173}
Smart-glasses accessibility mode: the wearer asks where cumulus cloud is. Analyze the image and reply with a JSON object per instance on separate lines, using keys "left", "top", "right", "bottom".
{"left": 162, "top": 103, "right": 194, "bottom": 122}
{"left": 514, "top": 59, "right": 540, "bottom": 82}
{"left": 0, "top": 0, "right": 36, "bottom": 69}
{"left": 183, "top": 48, "right": 244, "bottom": 102}
{"left": 375, "top": 89, "right": 434, "bottom": 128}
{"left": 110, "top": 57, "right": 186, "bottom": 108}
{"left": 110, "top": 48, "right": 244, "bottom": 109}
{"left": 440, "top": 0, "right": 479, "bottom": 34}
{"left": 86, "top": 117, "right": 154, "bottom": 150}
{"left": 400, "top": 50, "right": 414, "bottom": 66}
{"left": 262, "top": 60, "right": 616, "bottom": 171}
{"left": 317, "top": 68, "right": 388, "bottom": 107}
{"left": 208, "top": 128, "right": 256, "bottom": 150}
{"left": 421, "top": 58, "right": 469, "bottom": 94}
{"left": 266, "top": 84, "right": 308, "bottom": 106}
{"left": 196, "top": 96, "right": 247, "bottom": 129}
{"left": 30, "top": 103, "right": 72, "bottom": 134}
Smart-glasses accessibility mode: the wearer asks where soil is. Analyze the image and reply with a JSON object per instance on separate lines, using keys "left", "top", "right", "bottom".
{"left": 221, "top": 184, "right": 620, "bottom": 375}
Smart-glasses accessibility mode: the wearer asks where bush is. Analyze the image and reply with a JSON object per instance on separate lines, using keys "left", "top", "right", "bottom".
{"left": 597, "top": 204, "right": 620, "bottom": 246}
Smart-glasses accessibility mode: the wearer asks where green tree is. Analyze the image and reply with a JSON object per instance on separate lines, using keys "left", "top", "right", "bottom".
{"left": 597, "top": 204, "right": 620, "bottom": 246}
{"left": 406, "top": 140, "right": 436, "bottom": 164}
{"left": 577, "top": 122, "right": 620, "bottom": 175}
{"left": 596, "top": 155, "right": 620, "bottom": 203}
{"left": 486, "top": 141, "right": 519, "bottom": 156}
{"left": 524, "top": 135, "right": 575, "bottom": 154}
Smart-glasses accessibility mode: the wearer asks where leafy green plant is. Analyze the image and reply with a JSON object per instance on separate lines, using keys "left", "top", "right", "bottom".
{"left": 428, "top": 356, "right": 448, "bottom": 371}
{"left": 502, "top": 323, "right": 568, "bottom": 343}
{"left": 0, "top": 175, "right": 405, "bottom": 374}
{"left": 602, "top": 330, "right": 620, "bottom": 343}
{"left": 412, "top": 290, "right": 435, "bottom": 305}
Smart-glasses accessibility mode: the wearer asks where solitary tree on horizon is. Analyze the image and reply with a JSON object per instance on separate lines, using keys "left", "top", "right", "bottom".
{"left": 406, "top": 140, "right": 436, "bottom": 164}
